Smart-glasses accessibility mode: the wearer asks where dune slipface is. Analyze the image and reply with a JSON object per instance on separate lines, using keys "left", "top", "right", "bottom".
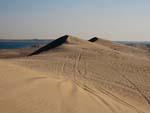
{"left": 88, "top": 37, "right": 98, "bottom": 42}
{"left": 29, "top": 35, "right": 69, "bottom": 56}
{"left": 0, "top": 35, "right": 150, "bottom": 113}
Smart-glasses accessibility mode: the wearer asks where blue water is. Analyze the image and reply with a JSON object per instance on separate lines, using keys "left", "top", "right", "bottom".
{"left": 0, "top": 40, "right": 52, "bottom": 49}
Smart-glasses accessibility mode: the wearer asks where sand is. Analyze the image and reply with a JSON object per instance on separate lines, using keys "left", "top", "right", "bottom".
{"left": 89, "top": 37, "right": 150, "bottom": 58}
{"left": 0, "top": 35, "right": 150, "bottom": 113}
{"left": 0, "top": 48, "right": 38, "bottom": 58}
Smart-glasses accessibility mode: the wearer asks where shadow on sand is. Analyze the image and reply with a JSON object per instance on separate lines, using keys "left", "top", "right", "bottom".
{"left": 29, "top": 35, "right": 69, "bottom": 56}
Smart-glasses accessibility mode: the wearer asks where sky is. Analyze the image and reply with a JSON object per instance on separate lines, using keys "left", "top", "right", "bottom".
{"left": 0, "top": 0, "right": 150, "bottom": 41}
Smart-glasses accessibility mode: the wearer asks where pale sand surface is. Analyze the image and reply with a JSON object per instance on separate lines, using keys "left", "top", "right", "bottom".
{"left": 0, "top": 35, "right": 150, "bottom": 113}
{"left": 0, "top": 48, "right": 37, "bottom": 58}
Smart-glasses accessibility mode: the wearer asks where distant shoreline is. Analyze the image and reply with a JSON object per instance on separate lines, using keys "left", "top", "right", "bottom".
{"left": 0, "top": 40, "right": 53, "bottom": 49}
{"left": 0, "top": 39, "right": 150, "bottom": 49}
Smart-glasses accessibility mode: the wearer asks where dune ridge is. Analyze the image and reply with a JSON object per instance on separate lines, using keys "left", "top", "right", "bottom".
{"left": 29, "top": 35, "right": 68, "bottom": 56}
{"left": 29, "top": 35, "right": 87, "bottom": 56}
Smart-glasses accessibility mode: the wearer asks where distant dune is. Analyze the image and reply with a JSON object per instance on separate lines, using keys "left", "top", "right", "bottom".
{"left": 89, "top": 37, "right": 149, "bottom": 58}
{"left": 0, "top": 35, "right": 150, "bottom": 113}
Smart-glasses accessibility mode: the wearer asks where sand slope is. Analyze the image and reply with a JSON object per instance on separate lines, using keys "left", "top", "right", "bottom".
{"left": 89, "top": 37, "right": 149, "bottom": 58}
{"left": 1, "top": 35, "right": 150, "bottom": 113}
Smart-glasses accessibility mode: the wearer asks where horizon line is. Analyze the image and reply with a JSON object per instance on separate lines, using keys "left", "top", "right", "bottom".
{"left": 0, "top": 35, "right": 150, "bottom": 42}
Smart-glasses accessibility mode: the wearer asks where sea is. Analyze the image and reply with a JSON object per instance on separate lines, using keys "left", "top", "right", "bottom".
{"left": 0, "top": 39, "right": 52, "bottom": 49}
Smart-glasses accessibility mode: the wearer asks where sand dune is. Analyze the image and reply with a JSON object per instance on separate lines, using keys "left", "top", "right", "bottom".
{"left": 0, "top": 35, "right": 150, "bottom": 113}
{"left": 29, "top": 35, "right": 90, "bottom": 56}
{"left": 89, "top": 37, "right": 149, "bottom": 58}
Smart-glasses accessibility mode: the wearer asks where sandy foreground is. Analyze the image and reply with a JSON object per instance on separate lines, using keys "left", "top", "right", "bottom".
{"left": 0, "top": 35, "right": 150, "bottom": 113}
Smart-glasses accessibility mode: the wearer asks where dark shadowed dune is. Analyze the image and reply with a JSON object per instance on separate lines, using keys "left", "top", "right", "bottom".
{"left": 88, "top": 37, "right": 113, "bottom": 44}
{"left": 29, "top": 35, "right": 69, "bottom": 56}
{"left": 88, "top": 37, "right": 98, "bottom": 42}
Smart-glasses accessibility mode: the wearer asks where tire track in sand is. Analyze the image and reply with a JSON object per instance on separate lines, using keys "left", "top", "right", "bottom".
{"left": 110, "top": 65, "right": 150, "bottom": 105}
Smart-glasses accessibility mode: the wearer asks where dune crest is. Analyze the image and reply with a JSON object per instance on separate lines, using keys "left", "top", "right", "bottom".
{"left": 29, "top": 35, "right": 88, "bottom": 56}
{"left": 29, "top": 35, "right": 68, "bottom": 56}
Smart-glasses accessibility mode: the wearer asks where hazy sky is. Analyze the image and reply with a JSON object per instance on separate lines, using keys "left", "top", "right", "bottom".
{"left": 0, "top": 0, "right": 150, "bottom": 41}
